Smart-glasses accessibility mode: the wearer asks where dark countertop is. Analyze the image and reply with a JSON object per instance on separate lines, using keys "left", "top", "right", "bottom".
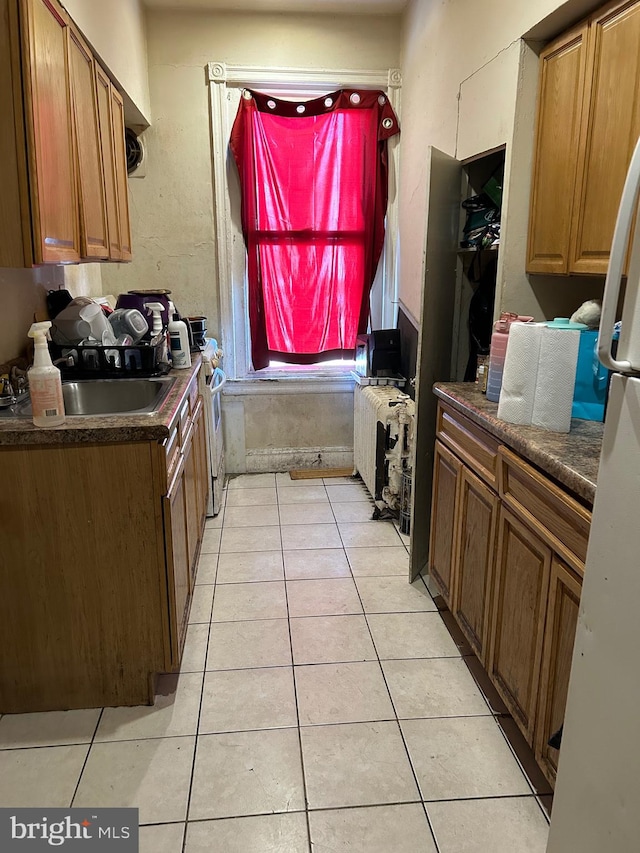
{"left": 433, "top": 382, "right": 603, "bottom": 506}
{"left": 0, "top": 356, "right": 202, "bottom": 446}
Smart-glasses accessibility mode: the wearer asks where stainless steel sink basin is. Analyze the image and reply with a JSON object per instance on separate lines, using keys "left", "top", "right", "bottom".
{"left": 0, "top": 376, "right": 176, "bottom": 418}
{"left": 61, "top": 377, "right": 176, "bottom": 415}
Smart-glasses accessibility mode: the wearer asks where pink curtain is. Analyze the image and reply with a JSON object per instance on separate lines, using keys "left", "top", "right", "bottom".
{"left": 230, "top": 88, "right": 399, "bottom": 370}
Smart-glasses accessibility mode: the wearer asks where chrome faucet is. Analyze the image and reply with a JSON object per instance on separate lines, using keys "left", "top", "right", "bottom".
{"left": 9, "top": 365, "right": 28, "bottom": 396}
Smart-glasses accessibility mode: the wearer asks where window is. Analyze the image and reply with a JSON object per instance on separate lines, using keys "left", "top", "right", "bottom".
{"left": 207, "top": 63, "right": 401, "bottom": 382}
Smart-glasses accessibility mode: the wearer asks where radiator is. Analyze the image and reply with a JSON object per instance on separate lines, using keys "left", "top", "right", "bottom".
{"left": 353, "top": 384, "right": 415, "bottom": 511}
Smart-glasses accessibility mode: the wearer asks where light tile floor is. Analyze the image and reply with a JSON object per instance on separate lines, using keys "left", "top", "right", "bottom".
{"left": 0, "top": 473, "right": 551, "bottom": 852}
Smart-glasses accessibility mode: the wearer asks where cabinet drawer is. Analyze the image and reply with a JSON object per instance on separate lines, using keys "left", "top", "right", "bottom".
{"left": 498, "top": 447, "right": 591, "bottom": 569}
{"left": 436, "top": 403, "right": 500, "bottom": 487}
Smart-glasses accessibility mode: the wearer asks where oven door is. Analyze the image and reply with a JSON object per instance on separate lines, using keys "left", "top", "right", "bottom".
{"left": 205, "top": 366, "right": 227, "bottom": 515}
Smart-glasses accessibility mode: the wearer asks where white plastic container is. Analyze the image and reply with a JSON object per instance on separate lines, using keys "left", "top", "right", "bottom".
{"left": 27, "top": 321, "right": 66, "bottom": 427}
{"left": 109, "top": 308, "right": 148, "bottom": 342}
{"left": 168, "top": 301, "right": 191, "bottom": 369}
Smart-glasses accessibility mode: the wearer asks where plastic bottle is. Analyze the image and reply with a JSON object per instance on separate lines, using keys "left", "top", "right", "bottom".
{"left": 27, "top": 321, "right": 66, "bottom": 427}
{"left": 167, "top": 301, "right": 192, "bottom": 369}
{"left": 486, "top": 313, "right": 534, "bottom": 402}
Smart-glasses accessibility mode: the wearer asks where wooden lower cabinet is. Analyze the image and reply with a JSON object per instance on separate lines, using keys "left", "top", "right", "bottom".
{"left": 428, "top": 402, "right": 588, "bottom": 787}
{"left": 0, "top": 372, "right": 209, "bottom": 712}
{"left": 428, "top": 440, "right": 461, "bottom": 606}
{"left": 489, "top": 507, "right": 552, "bottom": 744}
{"left": 535, "top": 556, "right": 582, "bottom": 785}
{"left": 451, "top": 467, "right": 498, "bottom": 664}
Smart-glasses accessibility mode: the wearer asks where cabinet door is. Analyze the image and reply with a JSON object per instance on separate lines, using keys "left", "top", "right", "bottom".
{"left": 527, "top": 21, "right": 589, "bottom": 274}
{"left": 67, "top": 25, "right": 108, "bottom": 259}
{"left": 570, "top": 0, "right": 640, "bottom": 274}
{"left": 110, "top": 85, "right": 132, "bottom": 261}
{"left": 21, "top": 0, "right": 80, "bottom": 263}
{"left": 535, "top": 556, "right": 582, "bottom": 787}
{"left": 451, "top": 466, "right": 498, "bottom": 664}
{"left": 94, "top": 64, "right": 120, "bottom": 260}
{"left": 428, "top": 440, "right": 461, "bottom": 605}
{"left": 163, "top": 453, "right": 190, "bottom": 667}
{"left": 489, "top": 507, "right": 551, "bottom": 744}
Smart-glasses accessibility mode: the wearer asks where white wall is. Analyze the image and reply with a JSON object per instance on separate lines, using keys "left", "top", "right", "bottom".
{"left": 62, "top": 0, "right": 151, "bottom": 125}
{"left": 398, "top": 0, "right": 605, "bottom": 325}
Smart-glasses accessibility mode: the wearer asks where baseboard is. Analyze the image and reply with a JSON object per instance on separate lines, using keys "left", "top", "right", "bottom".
{"left": 238, "top": 446, "right": 354, "bottom": 474}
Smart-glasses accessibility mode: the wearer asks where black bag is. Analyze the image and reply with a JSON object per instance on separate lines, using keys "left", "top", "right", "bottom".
{"left": 46, "top": 288, "right": 73, "bottom": 320}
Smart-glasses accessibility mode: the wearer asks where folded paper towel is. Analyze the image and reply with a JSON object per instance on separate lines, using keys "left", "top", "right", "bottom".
{"left": 497, "top": 322, "right": 580, "bottom": 433}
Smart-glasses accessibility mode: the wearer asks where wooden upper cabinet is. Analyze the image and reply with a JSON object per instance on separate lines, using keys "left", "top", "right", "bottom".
{"left": 528, "top": 0, "right": 640, "bottom": 275}
{"left": 570, "top": 0, "right": 640, "bottom": 274}
{"left": 0, "top": 0, "right": 132, "bottom": 266}
{"left": 21, "top": 0, "right": 80, "bottom": 263}
{"left": 527, "top": 22, "right": 589, "bottom": 275}
{"left": 67, "top": 25, "right": 108, "bottom": 259}
{"left": 110, "top": 86, "right": 132, "bottom": 261}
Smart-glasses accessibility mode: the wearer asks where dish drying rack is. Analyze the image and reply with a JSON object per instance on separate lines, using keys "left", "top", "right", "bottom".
{"left": 49, "top": 340, "right": 171, "bottom": 379}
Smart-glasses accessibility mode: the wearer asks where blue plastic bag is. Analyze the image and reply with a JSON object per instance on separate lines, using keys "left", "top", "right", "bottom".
{"left": 571, "top": 330, "right": 607, "bottom": 422}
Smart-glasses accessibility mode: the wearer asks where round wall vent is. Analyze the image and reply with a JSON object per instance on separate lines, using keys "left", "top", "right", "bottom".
{"left": 125, "top": 127, "right": 144, "bottom": 174}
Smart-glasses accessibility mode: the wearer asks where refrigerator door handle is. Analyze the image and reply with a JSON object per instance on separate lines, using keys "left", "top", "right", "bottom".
{"left": 598, "top": 135, "right": 640, "bottom": 373}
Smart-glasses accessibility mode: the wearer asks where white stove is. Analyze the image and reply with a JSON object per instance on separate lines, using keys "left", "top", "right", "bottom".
{"left": 199, "top": 338, "right": 226, "bottom": 516}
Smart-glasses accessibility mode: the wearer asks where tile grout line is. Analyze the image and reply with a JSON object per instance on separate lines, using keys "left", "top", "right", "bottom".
{"left": 279, "top": 475, "right": 314, "bottom": 853}
{"left": 344, "top": 543, "right": 443, "bottom": 853}
{"left": 181, "top": 505, "right": 223, "bottom": 853}
{"left": 68, "top": 707, "right": 105, "bottom": 808}
{"left": 358, "top": 592, "right": 440, "bottom": 853}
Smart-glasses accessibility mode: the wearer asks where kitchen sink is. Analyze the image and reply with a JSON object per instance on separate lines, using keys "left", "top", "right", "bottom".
{"left": 0, "top": 376, "right": 176, "bottom": 418}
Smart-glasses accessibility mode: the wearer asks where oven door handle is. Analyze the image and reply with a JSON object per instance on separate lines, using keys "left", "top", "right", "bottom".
{"left": 209, "top": 367, "right": 227, "bottom": 397}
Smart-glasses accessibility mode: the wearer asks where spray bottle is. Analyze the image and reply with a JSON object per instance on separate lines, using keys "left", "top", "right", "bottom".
{"left": 167, "top": 301, "right": 192, "bottom": 369}
{"left": 27, "top": 321, "right": 66, "bottom": 427}
{"left": 145, "top": 302, "right": 170, "bottom": 366}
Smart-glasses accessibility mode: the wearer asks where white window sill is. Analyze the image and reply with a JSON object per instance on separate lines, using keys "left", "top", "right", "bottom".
{"left": 223, "top": 370, "right": 356, "bottom": 396}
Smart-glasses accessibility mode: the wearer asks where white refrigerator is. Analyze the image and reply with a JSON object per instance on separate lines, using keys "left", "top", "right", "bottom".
{"left": 547, "top": 138, "right": 640, "bottom": 851}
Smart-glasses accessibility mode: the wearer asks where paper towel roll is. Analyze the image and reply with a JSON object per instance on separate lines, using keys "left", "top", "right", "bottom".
{"left": 497, "top": 323, "right": 544, "bottom": 425}
{"left": 531, "top": 327, "right": 580, "bottom": 433}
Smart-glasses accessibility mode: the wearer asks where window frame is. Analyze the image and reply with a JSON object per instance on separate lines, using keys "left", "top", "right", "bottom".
{"left": 207, "top": 61, "right": 402, "bottom": 382}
